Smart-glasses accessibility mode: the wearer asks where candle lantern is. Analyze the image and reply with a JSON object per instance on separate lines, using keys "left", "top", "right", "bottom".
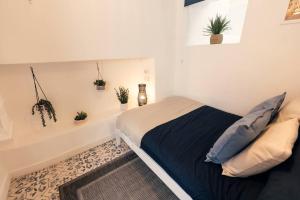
{"left": 138, "top": 84, "right": 147, "bottom": 106}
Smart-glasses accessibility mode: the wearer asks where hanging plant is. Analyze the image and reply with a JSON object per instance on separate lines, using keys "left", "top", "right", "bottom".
{"left": 93, "top": 62, "right": 106, "bottom": 90}
{"left": 30, "top": 67, "right": 57, "bottom": 127}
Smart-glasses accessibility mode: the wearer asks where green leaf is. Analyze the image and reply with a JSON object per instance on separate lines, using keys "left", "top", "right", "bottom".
{"left": 203, "top": 14, "right": 231, "bottom": 35}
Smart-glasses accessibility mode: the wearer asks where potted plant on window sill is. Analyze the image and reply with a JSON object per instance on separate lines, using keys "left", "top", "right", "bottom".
{"left": 74, "top": 111, "right": 88, "bottom": 125}
{"left": 204, "top": 14, "right": 231, "bottom": 45}
{"left": 115, "top": 87, "right": 129, "bottom": 111}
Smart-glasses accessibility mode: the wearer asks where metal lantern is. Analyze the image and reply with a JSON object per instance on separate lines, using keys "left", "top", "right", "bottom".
{"left": 138, "top": 84, "right": 147, "bottom": 106}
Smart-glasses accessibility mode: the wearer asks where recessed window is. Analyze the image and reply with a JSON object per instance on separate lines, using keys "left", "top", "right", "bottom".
{"left": 186, "top": 0, "right": 248, "bottom": 46}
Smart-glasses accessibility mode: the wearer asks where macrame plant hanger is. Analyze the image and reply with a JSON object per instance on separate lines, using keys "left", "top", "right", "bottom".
{"left": 31, "top": 67, "right": 48, "bottom": 103}
{"left": 96, "top": 61, "right": 104, "bottom": 80}
{"left": 31, "top": 66, "right": 57, "bottom": 127}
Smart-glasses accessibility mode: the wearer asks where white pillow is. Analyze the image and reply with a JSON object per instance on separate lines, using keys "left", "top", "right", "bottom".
{"left": 277, "top": 98, "right": 300, "bottom": 122}
{"left": 222, "top": 118, "right": 299, "bottom": 177}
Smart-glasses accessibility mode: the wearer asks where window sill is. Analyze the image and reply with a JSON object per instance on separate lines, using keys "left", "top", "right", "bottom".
{"left": 186, "top": 41, "right": 241, "bottom": 47}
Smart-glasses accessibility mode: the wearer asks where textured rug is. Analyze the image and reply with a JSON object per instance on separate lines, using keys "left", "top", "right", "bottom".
{"left": 59, "top": 151, "right": 179, "bottom": 200}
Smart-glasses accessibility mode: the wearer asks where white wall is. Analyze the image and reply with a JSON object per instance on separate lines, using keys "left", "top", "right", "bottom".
{"left": 0, "top": 0, "right": 176, "bottom": 99}
{"left": 3, "top": 0, "right": 298, "bottom": 137}
{"left": 174, "top": 0, "right": 300, "bottom": 115}
{"left": 0, "top": 59, "right": 155, "bottom": 148}
{"left": 0, "top": 164, "right": 9, "bottom": 200}
{"left": 1, "top": 0, "right": 298, "bottom": 143}
{"left": 0, "top": 97, "right": 13, "bottom": 142}
{"left": 0, "top": 2, "right": 176, "bottom": 197}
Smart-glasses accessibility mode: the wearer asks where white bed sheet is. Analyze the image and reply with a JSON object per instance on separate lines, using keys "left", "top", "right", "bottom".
{"left": 116, "top": 96, "right": 202, "bottom": 146}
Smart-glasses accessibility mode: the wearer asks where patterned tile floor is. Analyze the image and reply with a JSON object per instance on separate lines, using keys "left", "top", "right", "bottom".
{"left": 7, "top": 139, "right": 130, "bottom": 200}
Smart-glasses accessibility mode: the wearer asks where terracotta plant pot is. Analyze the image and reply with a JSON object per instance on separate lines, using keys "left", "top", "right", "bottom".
{"left": 120, "top": 103, "right": 128, "bottom": 112}
{"left": 74, "top": 119, "right": 87, "bottom": 125}
{"left": 96, "top": 85, "right": 105, "bottom": 90}
{"left": 210, "top": 34, "right": 223, "bottom": 44}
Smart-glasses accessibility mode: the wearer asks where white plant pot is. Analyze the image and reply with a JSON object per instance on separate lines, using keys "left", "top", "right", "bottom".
{"left": 74, "top": 119, "right": 87, "bottom": 125}
{"left": 120, "top": 103, "right": 128, "bottom": 112}
{"left": 96, "top": 85, "right": 105, "bottom": 90}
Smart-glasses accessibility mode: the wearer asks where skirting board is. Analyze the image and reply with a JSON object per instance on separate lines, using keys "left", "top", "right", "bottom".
{"left": 10, "top": 136, "right": 113, "bottom": 177}
{"left": 1, "top": 135, "right": 113, "bottom": 199}
{"left": 117, "top": 130, "right": 192, "bottom": 200}
{"left": 0, "top": 174, "right": 10, "bottom": 200}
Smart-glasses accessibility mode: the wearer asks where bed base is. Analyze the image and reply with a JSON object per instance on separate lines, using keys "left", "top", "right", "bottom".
{"left": 116, "top": 130, "right": 192, "bottom": 200}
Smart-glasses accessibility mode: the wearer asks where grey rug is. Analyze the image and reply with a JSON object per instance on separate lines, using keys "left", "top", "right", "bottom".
{"left": 59, "top": 151, "right": 179, "bottom": 200}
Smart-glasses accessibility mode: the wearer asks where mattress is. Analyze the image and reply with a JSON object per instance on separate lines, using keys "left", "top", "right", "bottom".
{"left": 117, "top": 97, "right": 300, "bottom": 200}
{"left": 141, "top": 106, "right": 269, "bottom": 200}
{"left": 116, "top": 96, "right": 202, "bottom": 146}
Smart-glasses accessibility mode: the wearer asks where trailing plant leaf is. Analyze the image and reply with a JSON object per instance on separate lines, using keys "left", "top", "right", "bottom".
{"left": 32, "top": 99, "right": 57, "bottom": 127}
{"left": 115, "top": 87, "right": 129, "bottom": 104}
{"left": 204, "top": 14, "right": 231, "bottom": 35}
{"left": 74, "top": 111, "right": 88, "bottom": 121}
{"left": 38, "top": 104, "right": 45, "bottom": 127}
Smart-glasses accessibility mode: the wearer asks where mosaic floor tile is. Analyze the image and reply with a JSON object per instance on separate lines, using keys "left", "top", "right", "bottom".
{"left": 7, "top": 139, "right": 130, "bottom": 200}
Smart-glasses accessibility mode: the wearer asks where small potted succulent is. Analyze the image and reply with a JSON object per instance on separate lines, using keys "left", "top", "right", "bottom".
{"left": 204, "top": 14, "right": 231, "bottom": 45}
{"left": 74, "top": 111, "right": 88, "bottom": 125}
{"left": 94, "top": 62, "right": 106, "bottom": 90}
{"left": 115, "top": 87, "right": 129, "bottom": 111}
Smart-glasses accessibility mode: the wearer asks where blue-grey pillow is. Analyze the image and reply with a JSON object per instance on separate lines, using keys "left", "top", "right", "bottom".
{"left": 249, "top": 92, "right": 286, "bottom": 119}
{"left": 206, "top": 108, "right": 273, "bottom": 164}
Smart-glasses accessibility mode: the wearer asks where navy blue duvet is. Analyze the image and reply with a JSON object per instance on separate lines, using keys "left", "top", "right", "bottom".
{"left": 141, "top": 106, "right": 269, "bottom": 200}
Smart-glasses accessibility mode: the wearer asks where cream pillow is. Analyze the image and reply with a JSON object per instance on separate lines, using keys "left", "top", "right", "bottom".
{"left": 222, "top": 118, "right": 299, "bottom": 177}
{"left": 277, "top": 98, "right": 300, "bottom": 122}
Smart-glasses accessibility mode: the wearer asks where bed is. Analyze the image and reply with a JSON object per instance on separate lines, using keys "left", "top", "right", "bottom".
{"left": 116, "top": 96, "right": 300, "bottom": 200}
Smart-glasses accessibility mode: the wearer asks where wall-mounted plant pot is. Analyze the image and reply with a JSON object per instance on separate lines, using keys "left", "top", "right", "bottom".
{"left": 96, "top": 85, "right": 105, "bottom": 90}
{"left": 120, "top": 103, "right": 128, "bottom": 112}
{"left": 210, "top": 34, "right": 223, "bottom": 44}
{"left": 74, "top": 119, "right": 87, "bottom": 125}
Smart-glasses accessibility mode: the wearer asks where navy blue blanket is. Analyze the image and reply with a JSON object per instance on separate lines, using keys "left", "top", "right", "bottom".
{"left": 141, "top": 106, "right": 269, "bottom": 200}
{"left": 257, "top": 134, "right": 300, "bottom": 200}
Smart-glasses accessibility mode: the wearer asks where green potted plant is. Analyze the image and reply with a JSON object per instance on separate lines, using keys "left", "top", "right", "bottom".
{"left": 74, "top": 111, "right": 88, "bottom": 125}
{"left": 30, "top": 67, "right": 57, "bottom": 127}
{"left": 204, "top": 14, "right": 231, "bottom": 45}
{"left": 94, "top": 79, "right": 106, "bottom": 90}
{"left": 115, "top": 87, "right": 129, "bottom": 111}
{"left": 94, "top": 62, "right": 106, "bottom": 90}
{"left": 32, "top": 99, "right": 57, "bottom": 127}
